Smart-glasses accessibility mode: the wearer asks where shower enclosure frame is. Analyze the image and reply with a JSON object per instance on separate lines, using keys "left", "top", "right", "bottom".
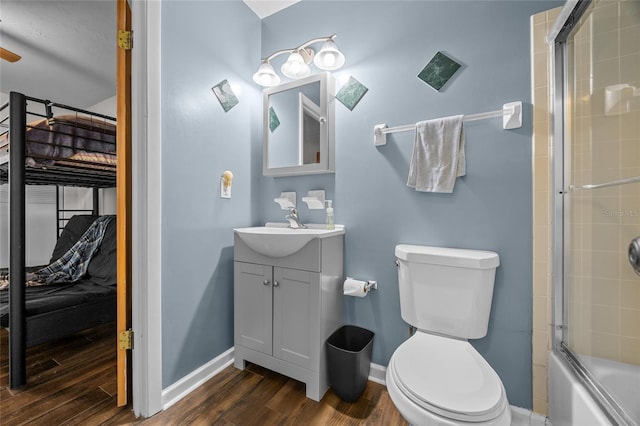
{"left": 549, "top": 1, "right": 637, "bottom": 425}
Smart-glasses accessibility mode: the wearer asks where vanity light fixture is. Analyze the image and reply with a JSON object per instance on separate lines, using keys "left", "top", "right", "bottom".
{"left": 252, "top": 34, "right": 345, "bottom": 87}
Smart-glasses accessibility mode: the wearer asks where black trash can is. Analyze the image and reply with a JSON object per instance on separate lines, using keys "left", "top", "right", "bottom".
{"left": 326, "top": 325, "right": 374, "bottom": 402}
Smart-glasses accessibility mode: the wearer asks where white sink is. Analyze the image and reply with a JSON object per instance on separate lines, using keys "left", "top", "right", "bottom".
{"left": 234, "top": 223, "right": 345, "bottom": 258}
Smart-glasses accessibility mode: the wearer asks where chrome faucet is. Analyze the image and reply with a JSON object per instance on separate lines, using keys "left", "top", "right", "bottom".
{"left": 286, "top": 207, "right": 307, "bottom": 229}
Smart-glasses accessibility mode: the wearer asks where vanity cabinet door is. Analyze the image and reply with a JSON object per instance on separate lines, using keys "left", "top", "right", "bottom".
{"left": 234, "top": 262, "right": 273, "bottom": 355}
{"left": 272, "top": 267, "right": 320, "bottom": 370}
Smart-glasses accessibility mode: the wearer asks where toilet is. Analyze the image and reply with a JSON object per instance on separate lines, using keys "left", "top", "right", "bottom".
{"left": 386, "top": 244, "right": 511, "bottom": 426}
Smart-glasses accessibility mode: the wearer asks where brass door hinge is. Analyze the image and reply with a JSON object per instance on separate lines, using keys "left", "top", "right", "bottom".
{"left": 118, "top": 30, "right": 133, "bottom": 50}
{"left": 119, "top": 329, "right": 133, "bottom": 350}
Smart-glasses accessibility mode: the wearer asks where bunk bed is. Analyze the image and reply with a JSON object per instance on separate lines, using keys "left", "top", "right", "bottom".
{"left": 0, "top": 91, "right": 117, "bottom": 388}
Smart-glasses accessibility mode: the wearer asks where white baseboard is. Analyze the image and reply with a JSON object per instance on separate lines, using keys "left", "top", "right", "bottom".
{"left": 161, "top": 347, "right": 234, "bottom": 410}
{"left": 368, "top": 362, "right": 387, "bottom": 385}
{"left": 511, "top": 405, "right": 549, "bottom": 426}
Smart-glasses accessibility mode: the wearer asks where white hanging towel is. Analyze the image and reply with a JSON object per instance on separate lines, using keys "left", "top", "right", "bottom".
{"left": 406, "top": 114, "right": 465, "bottom": 193}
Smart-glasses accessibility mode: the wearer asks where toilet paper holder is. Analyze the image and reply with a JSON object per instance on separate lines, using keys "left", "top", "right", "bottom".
{"left": 346, "top": 277, "right": 378, "bottom": 292}
{"left": 364, "top": 280, "right": 377, "bottom": 292}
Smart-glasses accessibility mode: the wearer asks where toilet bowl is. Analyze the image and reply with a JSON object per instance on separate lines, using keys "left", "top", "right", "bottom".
{"left": 386, "top": 333, "right": 510, "bottom": 425}
{"left": 387, "top": 245, "right": 511, "bottom": 425}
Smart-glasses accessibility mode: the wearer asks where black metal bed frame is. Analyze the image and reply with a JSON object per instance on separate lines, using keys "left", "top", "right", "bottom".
{"left": 56, "top": 186, "right": 101, "bottom": 236}
{"left": 1, "top": 91, "right": 116, "bottom": 388}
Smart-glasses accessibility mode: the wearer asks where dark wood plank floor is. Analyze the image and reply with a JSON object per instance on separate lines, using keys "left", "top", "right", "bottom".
{"left": 1, "top": 324, "right": 406, "bottom": 425}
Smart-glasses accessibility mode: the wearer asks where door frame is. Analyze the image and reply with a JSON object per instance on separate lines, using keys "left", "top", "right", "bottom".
{"left": 131, "top": 0, "right": 163, "bottom": 417}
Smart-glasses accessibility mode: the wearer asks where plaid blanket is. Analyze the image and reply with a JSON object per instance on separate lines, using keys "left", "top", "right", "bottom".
{"left": 0, "top": 215, "right": 114, "bottom": 290}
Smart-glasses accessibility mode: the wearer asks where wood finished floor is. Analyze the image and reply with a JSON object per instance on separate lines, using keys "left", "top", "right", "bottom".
{"left": 1, "top": 324, "right": 406, "bottom": 425}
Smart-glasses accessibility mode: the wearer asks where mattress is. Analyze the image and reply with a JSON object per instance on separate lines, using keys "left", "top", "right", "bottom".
{"left": 0, "top": 114, "right": 116, "bottom": 171}
{"left": 0, "top": 279, "right": 116, "bottom": 327}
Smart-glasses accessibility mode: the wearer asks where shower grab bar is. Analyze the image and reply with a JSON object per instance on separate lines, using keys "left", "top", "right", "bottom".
{"left": 569, "top": 175, "right": 640, "bottom": 191}
{"left": 373, "top": 101, "right": 522, "bottom": 146}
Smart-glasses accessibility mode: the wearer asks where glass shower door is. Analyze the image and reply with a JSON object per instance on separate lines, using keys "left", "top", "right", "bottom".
{"left": 560, "top": 0, "right": 640, "bottom": 423}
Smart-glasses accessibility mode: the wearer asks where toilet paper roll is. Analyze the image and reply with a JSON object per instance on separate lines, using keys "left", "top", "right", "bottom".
{"left": 343, "top": 278, "right": 368, "bottom": 298}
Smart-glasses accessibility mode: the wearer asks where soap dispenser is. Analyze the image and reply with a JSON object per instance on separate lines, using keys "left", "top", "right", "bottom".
{"left": 325, "top": 200, "right": 335, "bottom": 230}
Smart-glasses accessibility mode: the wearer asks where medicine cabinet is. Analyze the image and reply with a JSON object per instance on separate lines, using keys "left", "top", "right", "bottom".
{"left": 263, "top": 73, "right": 335, "bottom": 177}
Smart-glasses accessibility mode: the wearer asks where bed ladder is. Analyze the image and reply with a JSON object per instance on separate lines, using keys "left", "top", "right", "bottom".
{"left": 55, "top": 187, "right": 100, "bottom": 237}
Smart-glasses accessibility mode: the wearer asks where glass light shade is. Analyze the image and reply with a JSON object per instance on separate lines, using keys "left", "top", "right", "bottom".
{"left": 252, "top": 62, "right": 281, "bottom": 87}
{"left": 281, "top": 52, "right": 311, "bottom": 79}
{"left": 313, "top": 40, "right": 345, "bottom": 71}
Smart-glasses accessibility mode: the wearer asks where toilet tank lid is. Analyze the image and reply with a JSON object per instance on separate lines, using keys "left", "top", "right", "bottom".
{"left": 395, "top": 244, "right": 499, "bottom": 269}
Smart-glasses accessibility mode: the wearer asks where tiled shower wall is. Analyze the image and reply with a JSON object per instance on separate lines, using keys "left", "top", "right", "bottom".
{"left": 531, "top": 6, "right": 561, "bottom": 416}
{"left": 532, "top": 0, "right": 640, "bottom": 416}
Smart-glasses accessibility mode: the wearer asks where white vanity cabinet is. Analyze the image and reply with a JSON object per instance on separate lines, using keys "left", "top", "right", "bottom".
{"left": 233, "top": 232, "right": 343, "bottom": 401}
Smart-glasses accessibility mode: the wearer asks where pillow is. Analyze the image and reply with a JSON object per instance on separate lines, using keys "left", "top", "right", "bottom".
{"left": 49, "top": 215, "right": 99, "bottom": 264}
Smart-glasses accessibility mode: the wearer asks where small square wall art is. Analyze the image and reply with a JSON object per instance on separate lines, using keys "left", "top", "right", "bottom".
{"left": 212, "top": 79, "right": 239, "bottom": 112}
{"left": 418, "top": 52, "right": 461, "bottom": 91}
{"left": 336, "top": 76, "right": 368, "bottom": 111}
{"left": 268, "top": 106, "right": 280, "bottom": 133}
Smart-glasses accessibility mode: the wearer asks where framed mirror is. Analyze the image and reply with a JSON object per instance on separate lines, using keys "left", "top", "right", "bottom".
{"left": 263, "top": 73, "right": 335, "bottom": 177}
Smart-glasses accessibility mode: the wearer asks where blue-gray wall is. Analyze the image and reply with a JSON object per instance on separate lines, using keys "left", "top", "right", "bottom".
{"left": 256, "top": 0, "right": 562, "bottom": 409}
{"left": 159, "top": 0, "right": 563, "bottom": 410}
{"left": 161, "top": 0, "right": 261, "bottom": 387}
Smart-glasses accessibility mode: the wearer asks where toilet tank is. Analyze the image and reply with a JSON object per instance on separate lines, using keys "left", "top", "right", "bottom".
{"left": 395, "top": 244, "right": 500, "bottom": 339}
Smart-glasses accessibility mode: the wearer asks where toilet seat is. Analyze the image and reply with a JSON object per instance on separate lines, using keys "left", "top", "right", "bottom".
{"left": 389, "top": 333, "right": 507, "bottom": 422}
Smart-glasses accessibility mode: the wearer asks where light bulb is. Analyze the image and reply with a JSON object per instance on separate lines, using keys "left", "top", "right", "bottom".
{"left": 322, "top": 52, "right": 336, "bottom": 68}
{"left": 281, "top": 52, "right": 310, "bottom": 79}
{"left": 291, "top": 61, "right": 302, "bottom": 73}
{"left": 313, "top": 40, "right": 345, "bottom": 71}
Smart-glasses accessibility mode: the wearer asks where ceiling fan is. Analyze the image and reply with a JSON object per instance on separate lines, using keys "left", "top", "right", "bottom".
{"left": 0, "top": 47, "right": 21, "bottom": 62}
{"left": 0, "top": 20, "right": 21, "bottom": 62}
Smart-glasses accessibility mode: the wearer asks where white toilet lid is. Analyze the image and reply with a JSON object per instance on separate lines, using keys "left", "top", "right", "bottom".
{"left": 390, "top": 333, "right": 506, "bottom": 422}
